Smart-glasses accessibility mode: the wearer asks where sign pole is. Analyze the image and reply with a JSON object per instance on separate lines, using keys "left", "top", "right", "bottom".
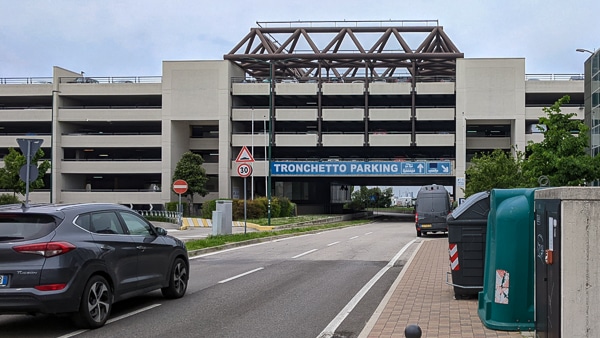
{"left": 25, "top": 141, "right": 31, "bottom": 206}
{"left": 235, "top": 148, "right": 254, "bottom": 235}
{"left": 172, "top": 179, "right": 188, "bottom": 228}
{"left": 243, "top": 177, "right": 247, "bottom": 234}
{"left": 178, "top": 192, "right": 182, "bottom": 228}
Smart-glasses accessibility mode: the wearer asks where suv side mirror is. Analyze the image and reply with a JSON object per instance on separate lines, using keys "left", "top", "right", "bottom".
{"left": 155, "top": 227, "right": 168, "bottom": 236}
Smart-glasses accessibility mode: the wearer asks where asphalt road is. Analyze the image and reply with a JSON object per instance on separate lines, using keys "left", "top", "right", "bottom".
{"left": 0, "top": 217, "right": 418, "bottom": 338}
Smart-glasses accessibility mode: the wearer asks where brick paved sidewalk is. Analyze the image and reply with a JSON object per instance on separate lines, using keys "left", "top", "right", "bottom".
{"left": 360, "top": 238, "right": 528, "bottom": 338}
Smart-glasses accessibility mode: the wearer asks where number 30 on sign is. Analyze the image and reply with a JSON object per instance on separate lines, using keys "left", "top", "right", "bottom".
{"left": 237, "top": 163, "right": 252, "bottom": 178}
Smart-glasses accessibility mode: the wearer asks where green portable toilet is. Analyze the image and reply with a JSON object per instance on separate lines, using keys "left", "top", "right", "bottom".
{"left": 477, "top": 188, "right": 536, "bottom": 331}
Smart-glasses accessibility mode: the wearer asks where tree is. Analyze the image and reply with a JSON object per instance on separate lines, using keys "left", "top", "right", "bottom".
{"left": 348, "top": 186, "right": 393, "bottom": 210}
{"left": 173, "top": 152, "right": 209, "bottom": 215}
{"left": 379, "top": 187, "right": 394, "bottom": 208}
{"left": 463, "top": 148, "right": 530, "bottom": 197}
{"left": 0, "top": 148, "right": 51, "bottom": 196}
{"left": 464, "top": 95, "right": 600, "bottom": 196}
{"left": 524, "top": 95, "right": 600, "bottom": 186}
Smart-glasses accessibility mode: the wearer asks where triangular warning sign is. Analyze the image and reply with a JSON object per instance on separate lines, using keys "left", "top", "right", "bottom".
{"left": 235, "top": 146, "right": 255, "bottom": 163}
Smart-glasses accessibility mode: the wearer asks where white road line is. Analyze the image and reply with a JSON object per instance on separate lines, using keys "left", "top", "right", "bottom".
{"left": 273, "top": 234, "right": 313, "bottom": 242}
{"left": 327, "top": 241, "right": 340, "bottom": 246}
{"left": 365, "top": 232, "right": 373, "bottom": 235}
{"left": 349, "top": 236, "right": 359, "bottom": 240}
{"left": 218, "top": 267, "right": 264, "bottom": 284}
{"left": 56, "top": 304, "right": 162, "bottom": 338}
{"left": 190, "top": 242, "right": 267, "bottom": 259}
{"left": 316, "top": 239, "right": 417, "bottom": 338}
{"left": 57, "top": 330, "right": 87, "bottom": 338}
{"left": 292, "top": 249, "right": 318, "bottom": 259}
{"left": 191, "top": 233, "right": 319, "bottom": 259}
{"left": 107, "top": 303, "right": 162, "bottom": 323}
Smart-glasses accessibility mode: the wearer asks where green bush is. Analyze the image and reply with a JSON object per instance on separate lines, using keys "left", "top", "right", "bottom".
{"left": 344, "top": 200, "right": 365, "bottom": 211}
{"left": 165, "top": 202, "right": 177, "bottom": 211}
{"left": 246, "top": 199, "right": 266, "bottom": 219}
{"left": 201, "top": 197, "right": 295, "bottom": 220}
{"left": 231, "top": 199, "right": 267, "bottom": 220}
{"left": 278, "top": 197, "right": 294, "bottom": 217}
{"left": 270, "top": 197, "right": 282, "bottom": 218}
{"left": 144, "top": 215, "right": 170, "bottom": 222}
{"left": 201, "top": 199, "right": 218, "bottom": 219}
{"left": 166, "top": 201, "right": 188, "bottom": 214}
{"left": 0, "top": 194, "right": 20, "bottom": 205}
{"left": 232, "top": 199, "right": 244, "bottom": 220}
{"left": 254, "top": 197, "right": 269, "bottom": 217}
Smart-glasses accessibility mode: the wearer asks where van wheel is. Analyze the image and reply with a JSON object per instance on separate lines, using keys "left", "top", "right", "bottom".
{"left": 416, "top": 230, "right": 422, "bottom": 237}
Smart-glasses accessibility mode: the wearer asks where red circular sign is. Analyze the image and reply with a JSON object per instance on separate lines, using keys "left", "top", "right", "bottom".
{"left": 172, "top": 179, "right": 188, "bottom": 194}
{"left": 237, "top": 163, "right": 252, "bottom": 178}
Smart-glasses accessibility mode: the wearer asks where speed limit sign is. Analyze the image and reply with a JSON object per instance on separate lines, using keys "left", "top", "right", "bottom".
{"left": 237, "top": 163, "right": 252, "bottom": 178}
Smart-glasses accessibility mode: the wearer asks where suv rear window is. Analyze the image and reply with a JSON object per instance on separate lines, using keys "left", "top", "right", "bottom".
{"left": 0, "top": 214, "right": 58, "bottom": 242}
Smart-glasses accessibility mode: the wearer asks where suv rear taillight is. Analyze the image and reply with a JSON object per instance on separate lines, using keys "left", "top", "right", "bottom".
{"left": 13, "top": 242, "right": 76, "bottom": 257}
{"left": 415, "top": 212, "right": 418, "bottom": 223}
{"left": 34, "top": 284, "right": 67, "bottom": 291}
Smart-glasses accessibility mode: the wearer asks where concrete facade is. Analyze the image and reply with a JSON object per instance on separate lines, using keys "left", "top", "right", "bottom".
{"left": 0, "top": 57, "right": 585, "bottom": 212}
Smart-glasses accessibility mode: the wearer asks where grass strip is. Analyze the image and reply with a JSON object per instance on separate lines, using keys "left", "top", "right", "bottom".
{"left": 185, "top": 219, "right": 369, "bottom": 251}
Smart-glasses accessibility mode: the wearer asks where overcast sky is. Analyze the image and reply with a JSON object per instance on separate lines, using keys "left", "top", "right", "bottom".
{"left": 1, "top": 0, "right": 597, "bottom": 78}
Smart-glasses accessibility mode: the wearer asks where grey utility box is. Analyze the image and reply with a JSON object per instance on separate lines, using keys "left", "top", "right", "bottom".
{"left": 212, "top": 210, "right": 223, "bottom": 236}
{"left": 214, "top": 200, "right": 233, "bottom": 235}
{"left": 534, "top": 187, "right": 600, "bottom": 338}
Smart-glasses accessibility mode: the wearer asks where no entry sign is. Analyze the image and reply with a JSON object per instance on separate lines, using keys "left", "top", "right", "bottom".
{"left": 172, "top": 179, "right": 188, "bottom": 194}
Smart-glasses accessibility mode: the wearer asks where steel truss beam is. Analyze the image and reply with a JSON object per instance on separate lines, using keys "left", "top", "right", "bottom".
{"left": 224, "top": 21, "right": 463, "bottom": 80}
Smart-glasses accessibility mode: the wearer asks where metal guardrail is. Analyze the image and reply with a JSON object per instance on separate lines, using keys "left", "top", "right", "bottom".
{"left": 0, "top": 76, "right": 162, "bottom": 84}
{"left": 526, "top": 74, "right": 584, "bottom": 81}
{"left": 1, "top": 74, "right": 584, "bottom": 85}
{"left": 0, "top": 77, "right": 52, "bottom": 84}
{"left": 137, "top": 210, "right": 181, "bottom": 224}
{"left": 58, "top": 76, "right": 162, "bottom": 84}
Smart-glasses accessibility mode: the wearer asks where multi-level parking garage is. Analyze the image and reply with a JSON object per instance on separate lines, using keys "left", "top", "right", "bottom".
{"left": 0, "top": 20, "right": 586, "bottom": 213}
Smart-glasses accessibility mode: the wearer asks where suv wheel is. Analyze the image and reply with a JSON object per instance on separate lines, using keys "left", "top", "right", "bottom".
{"left": 161, "top": 257, "right": 188, "bottom": 299}
{"left": 72, "top": 275, "right": 112, "bottom": 329}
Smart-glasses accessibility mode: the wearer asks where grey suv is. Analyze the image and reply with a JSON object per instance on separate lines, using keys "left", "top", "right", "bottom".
{"left": 0, "top": 203, "right": 189, "bottom": 329}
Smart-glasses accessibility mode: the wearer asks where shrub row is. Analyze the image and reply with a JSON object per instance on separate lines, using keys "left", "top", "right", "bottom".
{"left": 201, "top": 197, "right": 295, "bottom": 221}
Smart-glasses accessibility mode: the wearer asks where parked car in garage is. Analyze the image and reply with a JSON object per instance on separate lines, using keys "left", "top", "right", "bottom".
{"left": 66, "top": 76, "right": 99, "bottom": 83}
{"left": 0, "top": 203, "right": 189, "bottom": 329}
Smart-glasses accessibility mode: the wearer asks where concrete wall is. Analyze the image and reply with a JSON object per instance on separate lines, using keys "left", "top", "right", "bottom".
{"left": 455, "top": 58, "right": 526, "bottom": 199}
{"left": 162, "top": 60, "right": 243, "bottom": 201}
{"left": 535, "top": 187, "right": 600, "bottom": 337}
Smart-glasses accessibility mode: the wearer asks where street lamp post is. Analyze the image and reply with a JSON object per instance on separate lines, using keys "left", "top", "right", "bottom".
{"left": 51, "top": 89, "right": 60, "bottom": 203}
{"left": 241, "top": 57, "right": 275, "bottom": 226}
{"left": 576, "top": 48, "right": 594, "bottom": 55}
{"left": 242, "top": 57, "right": 282, "bottom": 226}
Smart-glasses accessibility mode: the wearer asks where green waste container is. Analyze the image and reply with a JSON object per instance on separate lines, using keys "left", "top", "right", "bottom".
{"left": 477, "top": 188, "right": 536, "bottom": 331}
